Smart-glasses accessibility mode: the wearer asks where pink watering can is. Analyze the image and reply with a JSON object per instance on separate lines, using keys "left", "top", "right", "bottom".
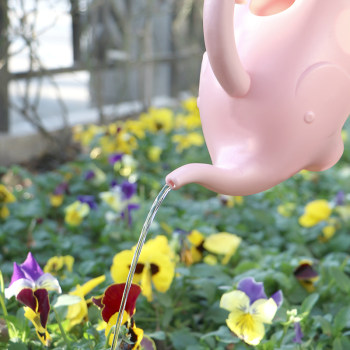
{"left": 166, "top": 0, "right": 350, "bottom": 196}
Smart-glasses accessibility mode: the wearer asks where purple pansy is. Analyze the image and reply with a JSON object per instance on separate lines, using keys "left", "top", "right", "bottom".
{"left": 53, "top": 182, "right": 69, "bottom": 195}
{"left": 121, "top": 181, "right": 137, "bottom": 200}
{"left": 4, "top": 253, "right": 61, "bottom": 345}
{"left": 335, "top": 190, "right": 346, "bottom": 206}
{"left": 110, "top": 179, "right": 118, "bottom": 188}
{"left": 238, "top": 277, "right": 283, "bottom": 307}
{"left": 108, "top": 153, "right": 123, "bottom": 165}
{"left": 5, "top": 252, "right": 61, "bottom": 299}
{"left": 84, "top": 170, "right": 96, "bottom": 181}
{"left": 293, "top": 322, "right": 303, "bottom": 344}
{"left": 78, "top": 195, "right": 98, "bottom": 210}
{"left": 121, "top": 203, "right": 140, "bottom": 227}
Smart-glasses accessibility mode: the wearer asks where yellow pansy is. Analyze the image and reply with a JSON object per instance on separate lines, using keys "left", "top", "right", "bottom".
{"left": 182, "top": 97, "right": 199, "bottom": 114}
{"left": 0, "top": 205, "right": 10, "bottom": 219}
{"left": 220, "top": 278, "right": 282, "bottom": 346}
{"left": 49, "top": 194, "right": 64, "bottom": 207}
{"left": 220, "top": 195, "right": 244, "bottom": 208}
{"left": 73, "top": 124, "right": 104, "bottom": 147}
{"left": 66, "top": 275, "right": 106, "bottom": 330}
{"left": 183, "top": 230, "right": 205, "bottom": 265}
{"left": 147, "top": 146, "right": 162, "bottom": 162}
{"left": 172, "top": 132, "right": 204, "bottom": 152}
{"left": 298, "top": 199, "right": 332, "bottom": 227}
{"left": 44, "top": 255, "right": 74, "bottom": 276}
{"left": 203, "top": 232, "right": 241, "bottom": 264}
{"left": 0, "top": 184, "right": 16, "bottom": 219}
{"left": 140, "top": 108, "right": 174, "bottom": 134}
{"left": 320, "top": 218, "right": 339, "bottom": 242}
{"left": 64, "top": 201, "right": 90, "bottom": 226}
{"left": 111, "top": 235, "right": 175, "bottom": 301}
{"left": 124, "top": 119, "right": 146, "bottom": 139}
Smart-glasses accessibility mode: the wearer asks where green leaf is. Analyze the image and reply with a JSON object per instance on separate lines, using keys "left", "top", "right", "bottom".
{"left": 331, "top": 267, "right": 350, "bottom": 293}
{"left": 146, "top": 331, "right": 166, "bottom": 341}
{"left": 314, "top": 316, "right": 332, "bottom": 336}
{"left": 300, "top": 293, "right": 319, "bottom": 314}
{"left": 170, "top": 329, "right": 199, "bottom": 350}
{"left": 7, "top": 342, "right": 27, "bottom": 350}
{"left": 333, "top": 307, "right": 350, "bottom": 334}
{"left": 53, "top": 294, "right": 82, "bottom": 308}
{"left": 333, "top": 337, "right": 343, "bottom": 350}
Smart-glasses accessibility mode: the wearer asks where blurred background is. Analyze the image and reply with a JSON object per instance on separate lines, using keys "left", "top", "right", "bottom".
{"left": 0, "top": 0, "right": 204, "bottom": 165}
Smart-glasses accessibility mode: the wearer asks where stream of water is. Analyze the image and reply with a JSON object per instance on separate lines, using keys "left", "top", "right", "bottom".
{"left": 110, "top": 184, "right": 172, "bottom": 350}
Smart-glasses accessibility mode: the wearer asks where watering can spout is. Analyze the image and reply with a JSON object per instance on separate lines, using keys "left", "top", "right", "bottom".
{"left": 204, "top": 0, "right": 251, "bottom": 97}
{"left": 166, "top": 163, "right": 278, "bottom": 196}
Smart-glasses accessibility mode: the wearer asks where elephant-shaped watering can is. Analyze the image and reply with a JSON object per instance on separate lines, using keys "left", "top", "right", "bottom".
{"left": 166, "top": 0, "right": 350, "bottom": 196}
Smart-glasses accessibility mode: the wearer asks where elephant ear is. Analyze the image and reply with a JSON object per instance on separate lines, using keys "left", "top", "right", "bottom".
{"left": 295, "top": 62, "right": 350, "bottom": 170}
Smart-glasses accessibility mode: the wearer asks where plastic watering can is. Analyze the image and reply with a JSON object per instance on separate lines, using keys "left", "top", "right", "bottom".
{"left": 166, "top": 0, "right": 350, "bottom": 196}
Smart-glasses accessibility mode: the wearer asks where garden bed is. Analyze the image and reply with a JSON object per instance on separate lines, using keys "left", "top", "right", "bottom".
{"left": 1, "top": 99, "right": 350, "bottom": 349}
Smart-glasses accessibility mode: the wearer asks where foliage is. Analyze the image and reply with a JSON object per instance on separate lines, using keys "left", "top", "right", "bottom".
{"left": 1, "top": 99, "right": 350, "bottom": 349}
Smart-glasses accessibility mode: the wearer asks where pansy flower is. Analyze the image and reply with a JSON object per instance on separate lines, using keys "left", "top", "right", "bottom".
{"left": 108, "top": 153, "right": 123, "bottom": 165}
{"left": 140, "top": 108, "right": 174, "bottom": 134}
{"left": 111, "top": 235, "right": 175, "bottom": 301}
{"left": 66, "top": 275, "right": 106, "bottom": 330}
{"left": 121, "top": 181, "right": 137, "bottom": 201}
{"left": 84, "top": 169, "right": 96, "bottom": 181}
{"left": 92, "top": 283, "right": 143, "bottom": 347}
{"left": 203, "top": 232, "right": 241, "bottom": 265}
{"left": 298, "top": 199, "right": 332, "bottom": 227}
{"left": 44, "top": 255, "right": 74, "bottom": 277}
{"left": 147, "top": 146, "right": 162, "bottom": 162}
{"left": 293, "top": 260, "right": 319, "bottom": 292}
{"left": 180, "top": 230, "right": 205, "bottom": 265}
{"left": 219, "top": 194, "right": 244, "bottom": 208}
{"left": 0, "top": 184, "right": 16, "bottom": 219}
{"left": 220, "top": 277, "right": 283, "bottom": 346}
{"left": 78, "top": 195, "right": 98, "bottom": 210}
{"left": 49, "top": 182, "right": 69, "bottom": 207}
{"left": 172, "top": 132, "right": 204, "bottom": 153}
{"left": 64, "top": 200, "right": 90, "bottom": 226}
{"left": 179, "top": 230, "right": 241, "bottom": 266}
{"left": 5, "top": 253, "right": 61, "bottom": 346}
{"left": 100, "top": 186, "right": 125, "bottom": 212}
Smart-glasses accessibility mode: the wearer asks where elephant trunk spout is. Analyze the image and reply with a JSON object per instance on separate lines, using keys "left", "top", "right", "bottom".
{"left": 203, "top": 0, "right": 251, "bottom": 97}
{"left": 165, "top": 163, "right": 280, "bottom": 196}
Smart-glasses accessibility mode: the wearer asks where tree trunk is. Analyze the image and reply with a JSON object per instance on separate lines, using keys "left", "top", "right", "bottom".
{"left": 0, "top": 0, "right": 9, "bottom": 132}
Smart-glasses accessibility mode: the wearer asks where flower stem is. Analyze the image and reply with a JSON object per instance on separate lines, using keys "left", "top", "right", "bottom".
{"left": 278, "top": 325, "right": 289, "bottom": 347}
{"left": 53, "top": 307, "right": 71, "bottom": 349}
{"left": 0, "top": 270, "right": 11, "bottom": 338}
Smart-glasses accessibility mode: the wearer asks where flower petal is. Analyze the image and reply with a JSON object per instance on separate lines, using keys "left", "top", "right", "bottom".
{"left": 271, "top": 290, "right": 283, "bottom": 308}
{"left": 226, "top": 310, "right": 265, "bottom": 346}
{"left": 5, "top": 278, "right": 35, "bottom": 299}
{"left": 21, "top": 252, "right": 44, "bottom": 281}
{"left": 111, "top": 250, "right": 141, "bottom": 284}
{"left": 203, "top": 232, "right": 241, "bottom": 259}
{"left": 251, "top": 298, "right": 278, "bottom": 324}
{"left": 36, "top": 273, "right": 62, "bottom": 293}
{"left": 237, "top": 278, "right": 267, "bottom": 304}
{"left": 101, "top": 283, "right": 141, "bottom": 323}
{"left": 71, "top": 275, "right": 106, "bottom": 297}
{"left": 24, "top": 307, "right": 52, "bottom": 347}
{"left": 105, "top": 311, "right": 129, "bottom": 346}
{"left": 220, "top": 290, "right": 250, "bottom": 312}
{"left": 34, "top": 289, "right": 50, "bottom": 329}
{"left": 149, "top": 254, "right": 175, "bottom": 294}
{"left": 17, "top": 288, "right": 37, "bottom": 311}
